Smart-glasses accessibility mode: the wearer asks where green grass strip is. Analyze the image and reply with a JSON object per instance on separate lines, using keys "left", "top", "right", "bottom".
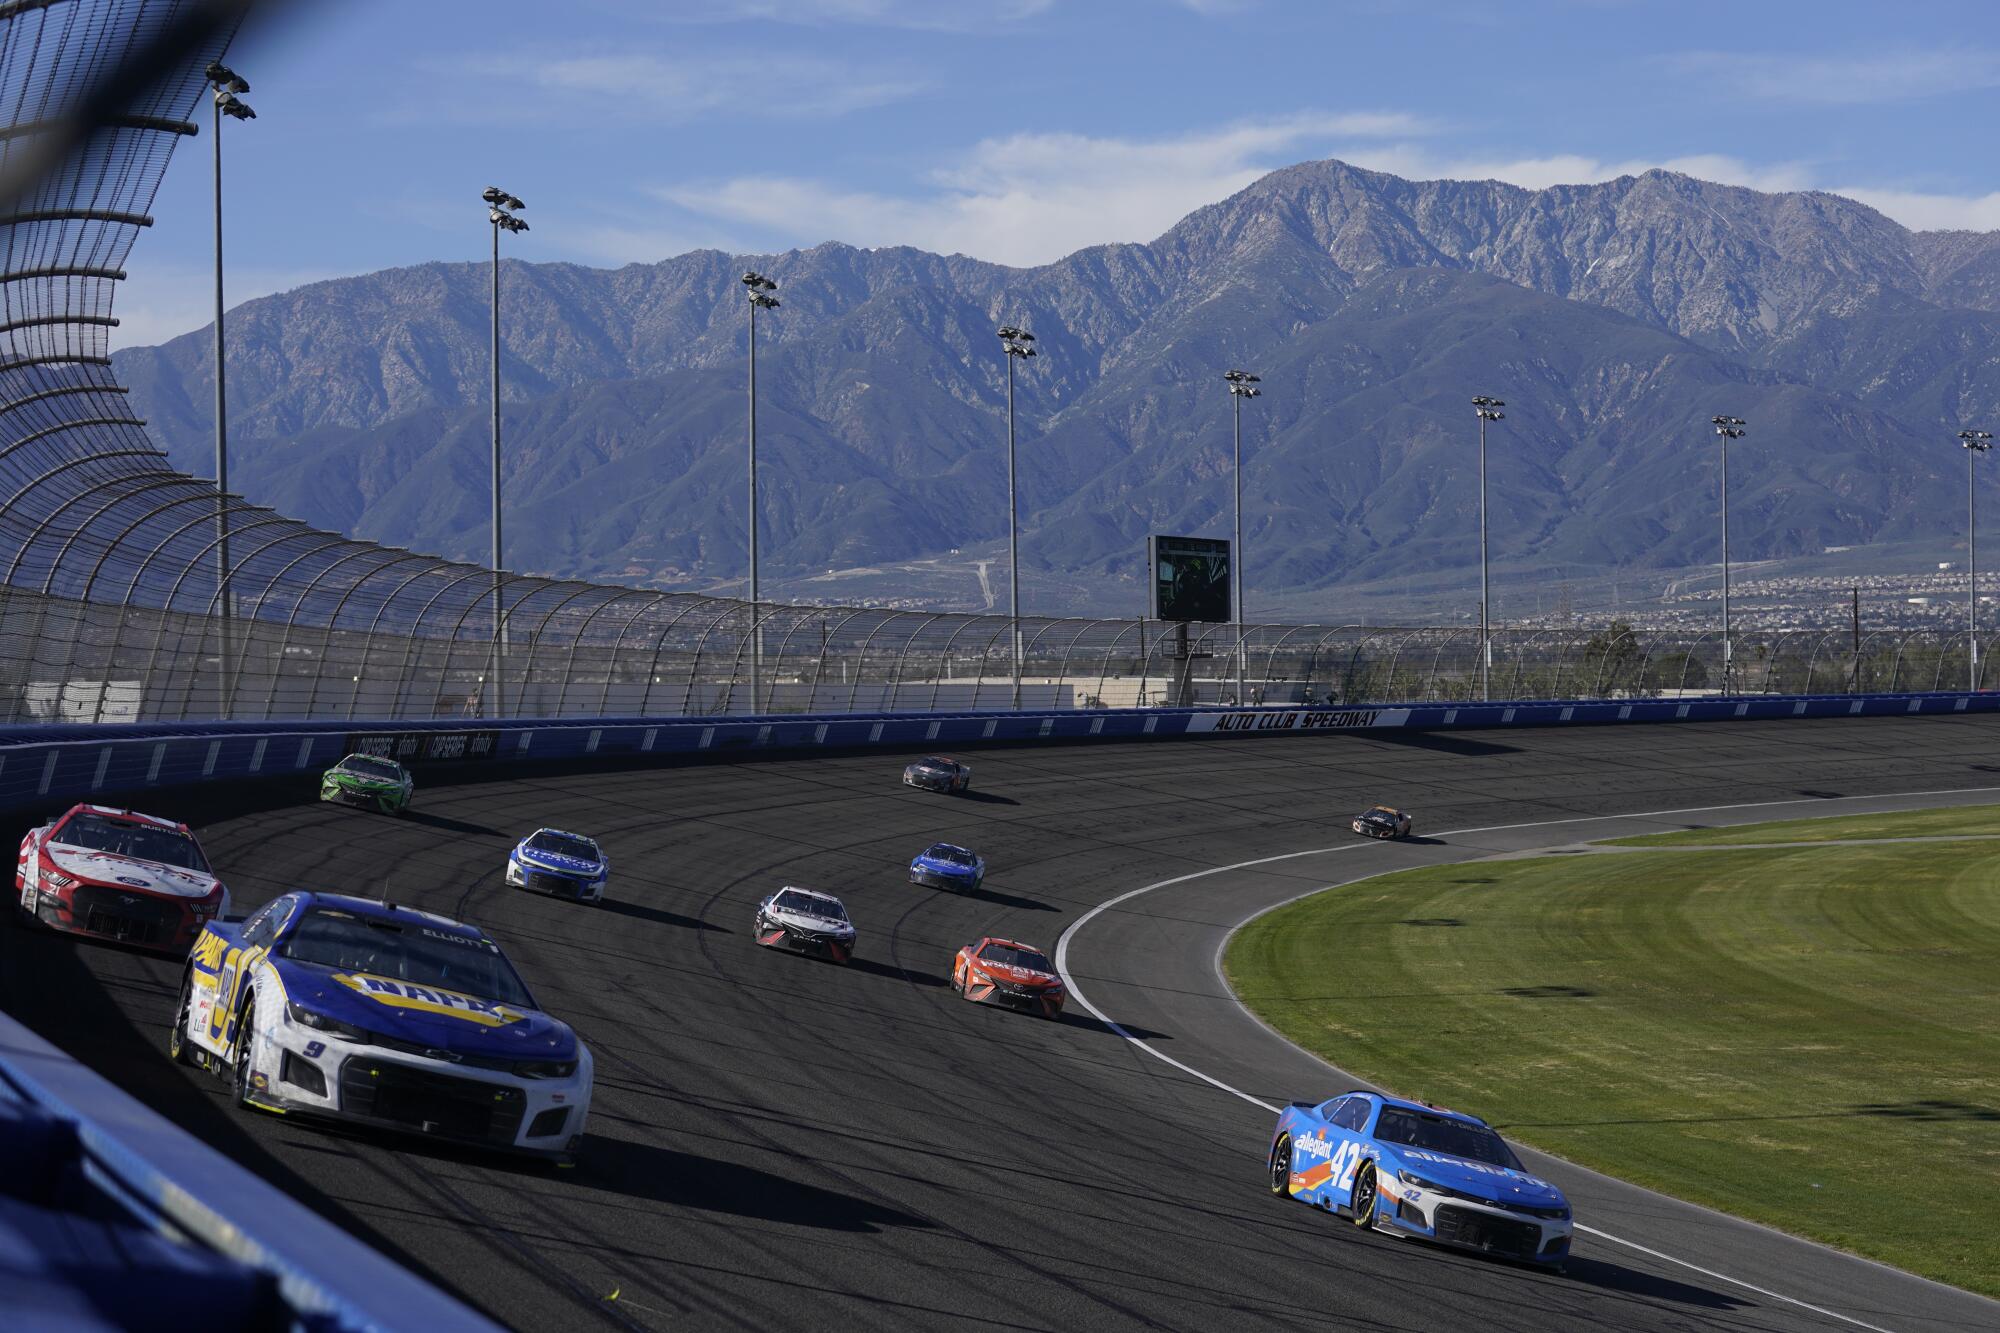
{"left": 1604, "top": 803, "right": 2000, "bottom": 846}
{"left": 1224, "top": 830, "right": 2000, "bottom": 1296}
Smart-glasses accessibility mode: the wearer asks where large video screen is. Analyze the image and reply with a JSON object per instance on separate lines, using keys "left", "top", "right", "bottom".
{"left": 1149, "top": 535, "right": 1232, "bottom": 623}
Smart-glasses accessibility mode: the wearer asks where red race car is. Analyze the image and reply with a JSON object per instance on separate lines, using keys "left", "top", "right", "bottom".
{"left": 15, "top": 804, "right": 230, "bottom": 953}
{"left": 952, "top": 937, "right": 1066, "bottom": 1019}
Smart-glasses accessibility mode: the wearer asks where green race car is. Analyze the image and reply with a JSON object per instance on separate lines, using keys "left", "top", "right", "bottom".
{"left": 319, "top": 753, "right": 414, "bottom": 815}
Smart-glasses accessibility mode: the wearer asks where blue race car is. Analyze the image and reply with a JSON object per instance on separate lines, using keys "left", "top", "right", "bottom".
{"left": 170, "top": 892, "right": 593, "bottom": 1163}
{"left": 506, "top": 828, "right": 608, "bottom": 905}
{"left": 1267, "top": 1090, "right": 1572, "bottom": 1269}
{"left": 908, "top": 842, "right": 985, "bottom": 892}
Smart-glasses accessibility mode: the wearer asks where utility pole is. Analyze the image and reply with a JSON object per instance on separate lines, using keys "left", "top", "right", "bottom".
{"left": 1712, "top": 415, "right": 1747, "bottom": 696}
{"left": 1851, "top": 585, "right": 1860, "bottom": 694}
{"left": 1961, "top": 429, "right": 1993, "bottom": 691}
{"left": 481, "top": 187, "right": 527, "bottom": 714}
{"left": 1472, "top": 396, "right": 1505, "bottom": 701}
{"left": 998, "top": 324, "right": 1038, "bottom": 707}
{"left": 743, "top": 271, "right": 780, "bottom": 710}
{"left": 1224, "top": 370, "right": 1262, "bottom": 702}
{"left": 206, "top": 62, "right": 252, "bottom": 712}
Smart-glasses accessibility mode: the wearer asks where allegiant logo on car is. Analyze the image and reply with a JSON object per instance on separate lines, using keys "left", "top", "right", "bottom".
{"left": 333, "top": 972, "right": 524, "bottom": 1027}
{"left": 1293, "top": 1130, "right": 1335, "bottom": 1161}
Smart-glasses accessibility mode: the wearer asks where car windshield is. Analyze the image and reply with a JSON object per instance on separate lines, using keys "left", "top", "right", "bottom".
{"left": 527, "top": 832, "right": 597, "bottom": 860}
{"left": 775, "top": 891, "right": 845, "bottom": 920}
{"left": 342, "top": 756, "right": 402, "bottom": 780}
{"left": 1373, "top": 1108, "right": 1522, "bottom": 1169}
{"left": 980, "top": 943, "right": 1051, "bottom": 972}
{"left": 53, "top": 813, "right": 208, "bottom": 872}
{"left": 925, "top": 845, "right": 974, "bottom": 865}
{"left": 919, "top": 757, "right": 954, "bottom": 770}
{"left": 281, "top": 909, "right": 535, "bottom": 1007}
{"left": 1367, "top": 807, "right": 1399, "bottom": 819}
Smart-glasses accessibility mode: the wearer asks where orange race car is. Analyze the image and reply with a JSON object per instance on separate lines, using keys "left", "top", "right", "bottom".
{"left": 952, "top": 936, "right": 1066, "bottom": 1019}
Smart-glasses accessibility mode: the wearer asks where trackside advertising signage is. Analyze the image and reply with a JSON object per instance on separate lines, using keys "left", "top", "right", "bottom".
{"left": 345, "top": 730, "right": 500, "bottom": 763}
{"left": 1186, "top": 708, "right": 1411, "bottom": 733}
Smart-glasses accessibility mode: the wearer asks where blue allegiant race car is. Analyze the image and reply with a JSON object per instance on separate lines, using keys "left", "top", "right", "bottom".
{"left": 169, "top": 891, "right": 593, "bottom": 1163}
{"left": 908, "top": 842, "right": 984, "bottom": 891}
{"left": 506, "top": 828, "right": 608, "bottom": 905}
{"left": 1267, "top": 1090, "right": 1572, "bottom": 1268}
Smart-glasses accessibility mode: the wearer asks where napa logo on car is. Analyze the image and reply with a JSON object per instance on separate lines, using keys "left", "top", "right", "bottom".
{"left": 332, "top": 972, "right": 525, "bottom": 1027}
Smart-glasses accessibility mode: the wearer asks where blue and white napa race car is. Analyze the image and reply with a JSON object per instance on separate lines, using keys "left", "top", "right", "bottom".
{"left": 170, "top": 891, "right": 593, "bottom": 1163}
{"left": 1267, "top": 1090, "right": 1572, "bottom": 1269}
{"left": 506, "top": 828, "right": 609, "bottom": 904}
{"left": 908, "top": 842, "right": 985, "bottom": 891}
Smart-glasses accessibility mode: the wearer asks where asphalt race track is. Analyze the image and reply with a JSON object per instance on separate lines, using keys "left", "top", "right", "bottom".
{"left": 7, "top": 716, "right": 2000, "bottom": 1332}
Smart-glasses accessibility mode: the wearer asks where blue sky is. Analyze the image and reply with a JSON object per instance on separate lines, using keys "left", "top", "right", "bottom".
{"left": 113, "top": 0, "right": 2000, "bottom": 348}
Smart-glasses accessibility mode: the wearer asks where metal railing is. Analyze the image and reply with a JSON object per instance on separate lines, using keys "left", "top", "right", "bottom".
{"left": 1, "top": 583, "right": 1989, "bottom": 722}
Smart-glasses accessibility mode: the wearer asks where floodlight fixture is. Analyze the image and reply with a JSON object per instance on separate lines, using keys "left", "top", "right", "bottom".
{"left": 1474, "top": 395, "right": 1505, "bottom": 422}
{"left": 1960, "top": 429, "right": 1993, "bottom": 452}
{"left": 205, "top": 61, "right": 249, "bottom": 94}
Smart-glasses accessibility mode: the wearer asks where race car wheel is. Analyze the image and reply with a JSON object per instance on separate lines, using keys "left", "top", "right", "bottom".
{"left": 168, "top": 970, "right": 199, "bottom": 1067}
{"left": 1269, "top": 1134, "right": 1292, "bottom": 1195}
{"left": 1348, "top": 1161, "right": 1379, "bottom": 1227}
{"left": 231, "top": 999, "right": 259, "bottom": 1108}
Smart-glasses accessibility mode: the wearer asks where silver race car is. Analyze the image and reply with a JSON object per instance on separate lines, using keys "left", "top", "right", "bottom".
{"left": 754, "top": 887, "right": 856, "bottom": 963}
{"left": 1352, "top": 804, "right": 1413, "bottom": 839}
{"left": 903, "top": 755, "right": 971, "bottom": 794}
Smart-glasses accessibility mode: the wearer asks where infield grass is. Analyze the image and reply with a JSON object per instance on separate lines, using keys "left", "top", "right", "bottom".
{"left": 1224, "top": 807, "right": 2000, "bottom": 1297}
{"left": 1603, "top": 803, "right": 2000, "bottom": 847}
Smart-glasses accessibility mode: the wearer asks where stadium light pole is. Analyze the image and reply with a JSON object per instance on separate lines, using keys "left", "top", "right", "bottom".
{"left": 1472, "top": 396, "right": 1505, "bottom": 702}
{"left": 483, "top": 186, "right": 527, "bottom": 712}
{"left": 1961, "top": 429, "right": 1993, "bottom": 691}
{"left": 1225, "top": 371, "right": 1262, "bottom": 703}
{"left": 206, "top": 62, "right": 252, "bottom": 710}
{"left": 1712, "top": 415, "right": 1747, "bottom": 697}
{"left": 998, "top": 325, "right": 1038, "bottom": 708}
{"left": 743, "top": 271, "right": 780, "bottom": 711}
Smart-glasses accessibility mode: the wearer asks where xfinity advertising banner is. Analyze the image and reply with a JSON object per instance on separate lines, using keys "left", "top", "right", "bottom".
{"left": 1185, "top": 708, "right": 1411, "bottom": 733}
{"left": 1149, "top": 535, "right": 1231, "bottom": 623}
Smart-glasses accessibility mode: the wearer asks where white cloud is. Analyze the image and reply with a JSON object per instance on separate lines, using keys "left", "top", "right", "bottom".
{"left": 660, "top": 110, "right": 1433, "bottom": 266}
{"left": 1832, "top": 187, "right": 2000, "bottom": 233}
{"left": 405, "top": 49, "right": 928, "bottom": 127}
{"left": 1668, "top": 49, "right": 2000, "bottom": 105}
{"left": 110, "top": 263, "right": 340, "bottom": 351}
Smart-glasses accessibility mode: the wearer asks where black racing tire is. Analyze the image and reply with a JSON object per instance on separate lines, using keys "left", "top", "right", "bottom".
{"left": 231, "top": 998, "right": 257, "bottom": 1108}
{"left": 1269, "top": 1133, "right": 1292, "bottom": 1196}
{"left": 168, "top": 970, "right": 200, "bottom": 1067}
{"left": 1349, "top": 1161, "right": 1379, "bottom": 1227}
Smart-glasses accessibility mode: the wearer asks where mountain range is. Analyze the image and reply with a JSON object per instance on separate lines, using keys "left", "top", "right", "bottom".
{"left": 112, "top": 159, "right": 2000, "bottom": 616}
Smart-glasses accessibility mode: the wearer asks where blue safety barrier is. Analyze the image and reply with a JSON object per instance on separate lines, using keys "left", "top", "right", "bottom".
{"left": 0, "top": 1010, "right": 498, "bottom": 1333}
{"left": 2, "top": 690, "right": 1993, "bottom": 817}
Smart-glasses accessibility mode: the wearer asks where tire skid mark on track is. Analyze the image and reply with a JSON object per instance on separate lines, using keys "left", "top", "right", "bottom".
{"left": 1055, "top": 786, "right": 2000, "bottom": 1333}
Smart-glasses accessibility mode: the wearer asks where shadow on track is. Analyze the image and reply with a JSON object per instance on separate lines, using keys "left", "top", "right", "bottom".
{"left": 846, "top": 955, "right": 950, "bottom": 987}
{"left": 956, "top": 789, "right": 1019, "bottom": 805}
{"left": 576, "top": 1136, "right": 936, "bottom": 1232}
{"left": 595, "top": 897, "right": 730, "bottom": 933}
{"left": 1364, "top": 731, "right": 1522, "bottom": 757}
{"left": 401, "top": 809, "right": 502, "bottom": 837}
{"left": 1563, "top": 1254, "right": 1751, "bottom": 1312}
{"left": 1057, "top": 1011, "right": 1172, "bottom": 1041}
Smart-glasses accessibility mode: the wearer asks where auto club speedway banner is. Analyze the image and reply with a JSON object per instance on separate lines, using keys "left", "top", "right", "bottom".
{"left": 1187, "top": 707, "right": 1412, "bottom": 733}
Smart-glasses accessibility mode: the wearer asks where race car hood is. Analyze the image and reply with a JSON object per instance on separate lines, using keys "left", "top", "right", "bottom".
{"left": 1358, "top": 811, "right": 1398, "bottom": 824}
{"left": 1388, "top": 1147, "right": 1565, "bottom": 1208}
{"left": 44, "top": 844, "right": 219, "bottom": 900}
{"left": 969, "top": 960, "right": 1059, "bottom": 989}
{"left": 272, "top": 957, "right": 577, "bottom": 1061}
{"left": 766, "top": 905, "right": 853, "bottom": 934}
{"left": 912, "top": 854, "right": 977, "bottom": 874}
{"left": 515, "top": 846, "right": 602, "bottom": 876}
{"left": 327, "top": 770, "right": 401, "bottom": 791}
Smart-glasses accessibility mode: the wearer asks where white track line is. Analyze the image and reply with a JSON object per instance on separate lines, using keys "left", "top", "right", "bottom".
{"left": 1053, "top": 786, "right": 2000, "bottom": 1333}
